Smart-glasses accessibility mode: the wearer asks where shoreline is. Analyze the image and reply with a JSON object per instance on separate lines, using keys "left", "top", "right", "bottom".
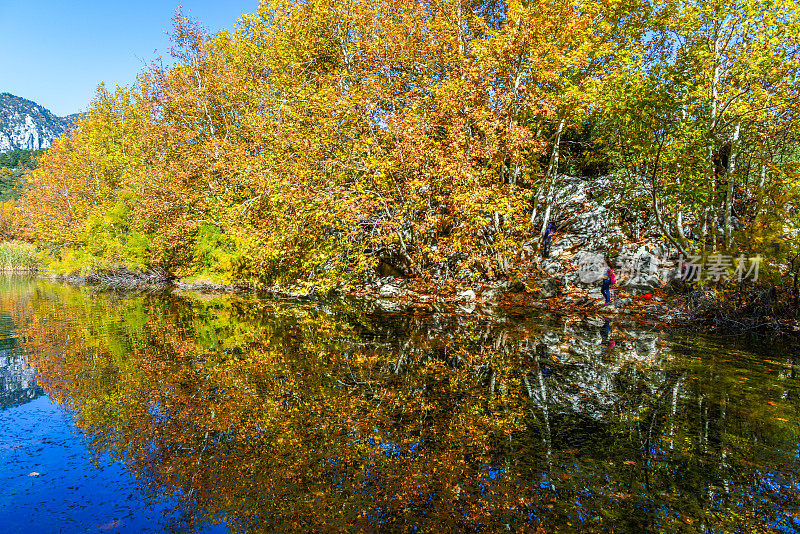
{"left": 35, "top": 268, "right": 799, "bottom": 338}
{"left": 2, "top": 264, "right": 784, "bottom": 338}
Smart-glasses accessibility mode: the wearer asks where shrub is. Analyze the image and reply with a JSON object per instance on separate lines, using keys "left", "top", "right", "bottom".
{"left": 0, "top": 241, "right": 39, "bottom": 271}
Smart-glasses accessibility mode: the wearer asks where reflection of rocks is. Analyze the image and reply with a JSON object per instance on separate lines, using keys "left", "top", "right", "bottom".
{"left": 344, "top": 298, "right": 675, "bottom": 422}
{"left": 0, "top": 348, "right": 42, "bottom": 409}
{"left": 530, "top": 322, "right": 666, "bottom": 419}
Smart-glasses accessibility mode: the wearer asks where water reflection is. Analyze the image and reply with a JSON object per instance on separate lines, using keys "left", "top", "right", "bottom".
{"left": 0, "top": 278, "right": 42, "bottom": 409}
{"left": 0, "top": 343, "right": 42, "bottom": 410}
{"left": 4, "top": 279, "right": 800, "bottom": 532}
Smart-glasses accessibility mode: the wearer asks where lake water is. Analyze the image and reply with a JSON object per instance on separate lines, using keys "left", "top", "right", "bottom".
{"left": 0, "top": 276, "right": 798, "bottom": 533}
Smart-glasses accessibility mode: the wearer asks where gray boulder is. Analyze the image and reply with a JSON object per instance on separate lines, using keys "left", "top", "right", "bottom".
{"left": 481, "top": 287, "right": 504, "bottom": 301}
{"left": 612, "top": 298, "right": 632, "bottom": 308}
{"left": 457, "top": 289, "right": 477, "bottom": 302}
{"left": 379, "top": 284, "right": 403, "bottom": 298}
{"left": 535, "top": 277, "right": 562, "bottom": 299}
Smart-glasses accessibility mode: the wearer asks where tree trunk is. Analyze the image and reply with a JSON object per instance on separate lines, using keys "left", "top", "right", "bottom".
{"left": 711, "top": 216, "right": 718, "bottom": 252}
{"left": 651, "top": 146, "right": 690, "bottom": 258}
{"left": 754, "top": 158, "right": 767, "bottom": 228}
{"left": 530, "top": 118, "right": 565, "bottom": 229}
{"left": 707, "top": 33, "right": 721, "bottom": 253}
{"left": 724, "top": 121, "right": 741, "bottom": 249}
{"left": 701, "top": 208, "right": 709, "bottom": 252}
{"left": 538, "top": 118, "right": 566, "bottom": 240}
{"left": 677, "top": 211, "right": 686, "bottom": 242}
{"left": 676, "top": 105, "right": 688, "bottom": 243}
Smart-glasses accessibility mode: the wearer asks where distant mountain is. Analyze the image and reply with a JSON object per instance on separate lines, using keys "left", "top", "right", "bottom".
{"left": 0, "top": 93, "right": 77, "bottom": 153}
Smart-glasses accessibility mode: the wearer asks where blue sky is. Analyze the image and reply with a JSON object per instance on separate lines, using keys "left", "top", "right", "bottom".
{"left": 0, "top": 0, "right": 259, "bottom": 116}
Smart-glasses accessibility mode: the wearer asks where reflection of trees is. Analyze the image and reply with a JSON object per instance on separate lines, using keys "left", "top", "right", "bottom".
{"left": 5, "top": 285, "right": 800, "bottom": 532}
{"left": 0, "top": 275, "right": 45, "bottom": 408}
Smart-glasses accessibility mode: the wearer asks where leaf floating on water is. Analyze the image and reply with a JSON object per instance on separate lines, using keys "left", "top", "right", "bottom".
{"left": 98, "top": 520, "right": 123, "bottom": 531}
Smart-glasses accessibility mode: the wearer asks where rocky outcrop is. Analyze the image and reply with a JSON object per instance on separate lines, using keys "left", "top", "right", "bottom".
{"left": 534, "top": 277, "right": 562, "bottom": 299}
{"left": 537, "top": 176, "right": 680, "bottom": 295}
{"left": 0, "top": 93, "right": 76, "bottom": 153}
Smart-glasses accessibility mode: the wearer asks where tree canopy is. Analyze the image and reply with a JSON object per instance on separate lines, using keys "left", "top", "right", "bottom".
{"left": 17, "top": 0, "right": 800, "bottom": 287}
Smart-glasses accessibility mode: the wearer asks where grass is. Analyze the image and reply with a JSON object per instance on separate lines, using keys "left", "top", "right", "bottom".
{"left": 0, "top": 241, "right": 39, "bottom": 271}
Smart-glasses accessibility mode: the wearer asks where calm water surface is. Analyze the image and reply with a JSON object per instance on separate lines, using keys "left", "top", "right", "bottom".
{"left": 0, "top": 276, "right": 798, "bottom": 533}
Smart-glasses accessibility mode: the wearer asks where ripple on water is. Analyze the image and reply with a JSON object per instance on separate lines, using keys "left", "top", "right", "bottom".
{"left": 0, "top": 396, "right": 227, "bottom": 533}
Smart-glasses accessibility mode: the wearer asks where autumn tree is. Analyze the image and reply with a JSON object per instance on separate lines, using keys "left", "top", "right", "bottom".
{"left": 24, "top": 84, "right": 150, "bottom": 271}
{"left": 597, "top": 0, "right": 800, "bottom": 254}
{"left": 21, "top": 0, "right": 800, "bottom": 287}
